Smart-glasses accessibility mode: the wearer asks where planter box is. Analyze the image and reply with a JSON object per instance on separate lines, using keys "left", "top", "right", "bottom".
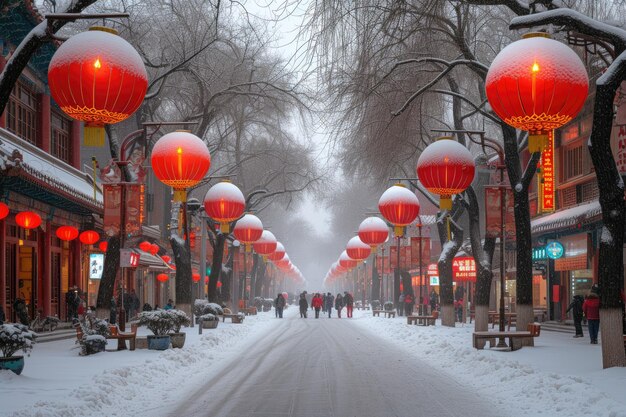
{"left": 0, "top": 356, "right": 25, "bottom": 375}
{"left": 201, "top": 320, "right": 219, "bottom": 329}
{"left": 169, "top": 332, "right": 186, "bottom": 349}
{"left": 135, "top": 337, "right": 148, "bottom": 349}
{"left": 147, "top": 335, "right": 171, "bottom": 350}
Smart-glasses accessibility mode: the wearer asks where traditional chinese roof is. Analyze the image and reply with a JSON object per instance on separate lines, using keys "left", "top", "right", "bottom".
{"left": 0, "top": 128, "right": 103, "bottom": 215}
{"left": 531, "top": 200, "right": 601, "bottom": 235}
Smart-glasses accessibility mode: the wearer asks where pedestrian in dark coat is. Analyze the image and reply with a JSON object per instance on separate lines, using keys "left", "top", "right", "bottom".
{"left": 429, "top": 290, "right": 439, "bottom": 314}
{"left": 335, "top": 293, "right": 344, "bottom": 318}
{"left": 275, "top": 294, "right": 286, "bottom": 318}
{"left": 344, "top": 292, "right": 354, "bottom": 318}
{"left": 325, "top": 293, "right": 334, "bottom": 318}
{"left": 110, "top": 297, "right": 117, "bottom": 324}
{"left": 299, "top": 293, "right": 308, "bottom": 318}
{"left": 398, "top": 293, "right": 405, "bottom": 317}
{"left": 566, "top": 294, "right": 585, "bottom": 337}
{"left": 322, "top": 293, "right": 327, "bottom": 313}
{"left": 583, "top": 291, "right": 600, "bottom": 344}
{"left": 404, "top": 293, "right": 415, "bottom": 317}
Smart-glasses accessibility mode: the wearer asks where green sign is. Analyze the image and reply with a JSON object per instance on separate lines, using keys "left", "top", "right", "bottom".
{"left": 546, "top": 241, "right": 564, "bottom": 260}
{"left": 532, "top": 247, "right": 547, "bottom": 261}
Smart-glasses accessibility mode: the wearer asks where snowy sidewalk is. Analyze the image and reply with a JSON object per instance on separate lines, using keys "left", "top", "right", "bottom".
{"left": 351, "top": 309, "right": 626, "bottom": 417}
{"left": 0, "top": 310, "right": 280, "bottom": 417}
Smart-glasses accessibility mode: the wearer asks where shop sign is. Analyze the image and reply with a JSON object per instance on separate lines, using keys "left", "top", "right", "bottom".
{"left": 452, "top": 257, "right": 476, "bottom": 282}
{"left": 532, "top": 247, "right": 547, "bottom": 260}
{"left": 546, "top": 241, "right": 565, "bottom": 259}
{"left": 120, "top": 249, "right": 140, "bottom": 268}
{"left": 89, "top": 254, "right": 104, "bottom": 279}
{"left": 427, "top": 263, "right": 438, "bottom": 275}
{"left": 124, "top": 184, "right": 144, "bottom": 237}
{"left": 538, "top": 130, "right": 555, "bottom": 212}
{"left": 430, "top": 276, "right": 439, "bottom": 286}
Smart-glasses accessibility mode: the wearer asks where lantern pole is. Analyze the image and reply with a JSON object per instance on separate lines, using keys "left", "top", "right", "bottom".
{"left": 418, "top": 216, "right": 423, "bottom": 315}
{"left": 395, "top": 234, "right": 401, "bottom": 311}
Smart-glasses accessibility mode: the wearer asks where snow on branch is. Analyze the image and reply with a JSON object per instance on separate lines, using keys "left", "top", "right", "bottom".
{"left": 464, "top": 0, "right": 530, "bottom": 16}
{"left": 510, "top": 8, "right": 626, "bottom": 52}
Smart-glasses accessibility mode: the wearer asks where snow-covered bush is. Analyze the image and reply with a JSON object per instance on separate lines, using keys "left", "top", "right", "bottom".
{"left": 0, "top": 323, "right": 36, "bottom": 358}
{"left": 169, "top": 309, "right": 191, "bottom": 333}
{"left": 79, "top": 335, "right": 107, "bottom": 356}
{"left": 193, "top": 299, "right": 208, "bottom": 317}
{"left": 193, "top": 299, "right": 224, "bottom": 316}
{"left": 263, "top": 299, "right": 274, "bottom": 311}
{"left": 383, "top": 301, "right": 394, "bottom": 311}
{"left": 137, "top": 310, "right": 174, "bottom": 336}
{"left": 199, "top": 313, "right": 217, "bottom": 321}
{"left": 253, "top": 297, "right": 263, "bottom": 310}
{"left": 371, "top": 300, "right": 381, "bottom": 310}
{"left": 237, "top": 313, "right": 245, "bottom": 321}
{"left": 76, "top": 316, "right": 110, "bottom": 356}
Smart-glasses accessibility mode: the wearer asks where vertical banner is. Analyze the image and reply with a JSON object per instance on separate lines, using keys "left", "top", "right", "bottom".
{"left": 390, "top": 246, "right": 410, "bottom": 269}
{"left": 103, "top": 184, "right": 122, "bottom": 237}
{"left": 377, "top": 254, "right": 391, "bottom": 274}
{"left": 124, "top": 184, "right": 144, "bottom": 237}
{"left": 485, "top": 186, "right": 501, "bottom": 238}
{"left": 505, "top": 188, "right": 516, "bottom": 239}
{"left": 410, "top": 237, "right": 431, "bottom": 267}
{"left": 539, "top": 130, "right": 555, "bottom": 212}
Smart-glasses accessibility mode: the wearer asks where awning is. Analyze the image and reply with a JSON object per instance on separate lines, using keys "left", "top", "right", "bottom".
{"left": 531, "top": 200, "right": 601, "bottom": 235}
{"left": 133, "top": 249, "right": 168, "bottom": 270}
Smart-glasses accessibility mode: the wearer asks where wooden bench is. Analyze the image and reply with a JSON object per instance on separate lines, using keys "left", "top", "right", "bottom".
{"left": 383, "top": 310, "right": 396, "bottom": 318}
{"left": 372, "top": 310, "right": 383, "bottom": 317}
{"left": 473, "top": 323, "right": 541, "bottom": 351}
{"left": 222, "top": 314, "right": 244, "bottom": 323}
{"left": 407, "top": 311, "right": 439, "bottom": 326}
{"left": 107, "top": 324, "right": 138, "bottom": 351}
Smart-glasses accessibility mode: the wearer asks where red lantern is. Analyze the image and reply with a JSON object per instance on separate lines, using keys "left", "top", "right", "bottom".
{"left": 338, "top": 250, "right": 357, "bottom": 270}
{"left": 217, "top": 281, "right": 222, "bottom": 288}
{"left": 151, "top": 131, "right": 211, "bottom": 202}
{"left": 56, "top": 226, "right": 79, "bottom": 241}
{"left": 192, "top": 272, "right": 201, "bottom": 282}
{"left": 157, "top": 273, "right": 169, "bottom": 282}
{"left": 0, "top": 202, "right": 8, "bottom": 220}
{"left": 98, "top": 241, "right": 108, "bottom": 252}
{"left": 139, "top": 241, "right": 152, "bottom": 252}
{"left": 486, "top": 33, "right": 588, "bottom": 153}
{"left": 274, "top": 254, "right": 290, "bottom": 269}
{"left": 48, "top": 27, "right": 148, "bottom": 147}
{"left": 358, "top": 217, "right": 389, "bottom": 248}
{"left": 15, "top": 211, "right": 41, "bottom": 230}
{"left": 79, "top": 230, "right": 99, "bottom": 245}
{"left": 268, "top": 242, "right": 286, "bottom": 262}
{"left": 378, "top": 184, "right": 420, "bottom": 236}
{"left": 253, "top": 231, "right": 278, "bottom": 257}
{"left": 149, "top": 243, "right": 159, "bottom": 256}
{"left": 233, "top": 214, "right": 264, "bottom": 251}
{"left": 416, "top": 139, "right": 475, "bottom": 210}
{"left": 203, "top": 181, "right": 245, "bottom": 233}
{"left": 161, "top": 255, "right": 171, "bottom": 264}
{"left": 190, "top": 232, "right": 196, "bottom": 249}
{"left": 346, "top": 236, "right": 371, "bottom": 261}
{"left": 204, "top": 276, "right": 209, "bottom": 284}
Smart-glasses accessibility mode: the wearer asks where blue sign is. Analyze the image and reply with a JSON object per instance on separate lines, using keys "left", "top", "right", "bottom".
{"left": 532, "top": 247, "right": 547, "bottom": 261}
{"left": 546, "top": 241, "right": 564, "bottom": 260}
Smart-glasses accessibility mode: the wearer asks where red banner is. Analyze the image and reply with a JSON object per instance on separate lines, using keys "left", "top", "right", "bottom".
{"left": 376, "top": 255, "right": 391, "bottom": 274}
{"left": 484, "top": 186, "right": 515, "bottom": 239}
{"left": 539, "top": 130, "right": 555, "bottom": 212}
{"left": 410, "top": 237, "right": 430, "bottom": 267}
{"left": 452, "top": 257, "right": 476, "bottom": 282}
{"left": 390, "top": 246, "right": 410, "bottom": 269}
{"left": 103, "top": 184, "right": 122, "bottom": 237}
{"left": 124, "top": 184, "right": 144, "bottom": 237}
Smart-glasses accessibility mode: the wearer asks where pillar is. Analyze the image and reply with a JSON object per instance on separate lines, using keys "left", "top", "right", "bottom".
{"left": 71, "top": 121, "right": 81, "bottom": 170}
{"left": 39, "top": 94, "right": 51, "bottom": 152}
{"left": 41, "top": 222, "right": 52, "bottom": 316}
{"left": 0, "top": 220, "right": 5, "bottom": 314}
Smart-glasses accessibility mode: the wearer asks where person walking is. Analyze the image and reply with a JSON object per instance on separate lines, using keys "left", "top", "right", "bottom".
{"left": 325, "top": 292, "right": 334, "bottom": 318}
{"left": 430, "top": 289, "right": 439, "bottom": 314}
{"left": 322, "top": 293, "right": 327, "bottom": 314}
{"left": 299, "top": 293, "right": 308, "bottom": 318}
{"left": 404, "top": 293, "right": 415, "bottom": 316}
{"left": 454, "top": 298, "right": 464, "bottom": 323}
{"left": 312, "top": 293, "right": 323, "bottom": 318}
{"left": 344, "top": 291, "right": 354, "bottom": 318}
{"left": 398, "top": 293, "right": 405, "bottom": 317}
{"left": 566, "top": 294, "right": 585, "bottom": 338}
{"left": 583, "top": 288, "right": 600, "bottom": 344}
{"left": 335, "top": 293, "right": 344, "bottom": 318}
{"left": 275, "top": 293, "right": 286, "bottom": 318}
{"left": 109, "top": 297, "right": 117, "bottom": 324}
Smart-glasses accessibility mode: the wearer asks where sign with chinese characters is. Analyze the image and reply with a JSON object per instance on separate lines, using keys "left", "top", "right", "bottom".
{"left": 389, "top": 246, "right": 410, "bottom": 269}
{"left": 103, "top": 184, "right": 122, "bottom": 237}
{"left": 89, "top": 254, "right": 104, "bottom": 279}
{"left": 484, "top": 186, "right": 516, "bottom": 239}
{"left": 124, "top": 184, "right": 144, "bottom": 237}
{"left": 410, "top": 237, "right": 430, "bottom": 267}
{"left": 427, "top": 263, "right": 438, "bottom": 276}
{"left": 120, "top": 249, "right": 140, "bottom": 268}
{"left": 376, "top": 255, "right": 392, "bottom": 274}
{"left": 538, "top": 130, "right": 555, "bottom": 212}
{"left": 452, "top": 257, "right": 477, "bottom": 282}
{"left": 546, "top": 241, "right": 565, "bottom": 259}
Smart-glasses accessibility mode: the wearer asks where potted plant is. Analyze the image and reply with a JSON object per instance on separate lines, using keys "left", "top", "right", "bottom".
{"left": 168, "top": 309, "right": 190, "bottom": 349}
{"left": 263, "top": 299, "right": 274, "bottom": 312}
{"left": 383, "top": 301, "right": 394, "bottom": 312}
{"left": 371, "top": 300, "right": 381, "bottom": 311}
{"left": 0, "top": 323, "right": 36, "bottom": 375}
{"left": 199, "top": 313, "right": 219, "bottom": 329}
{"left": 137, "top": 310, "right": 173, "bottom": 350}
{"left": 76, "top": 315, "right": 109, "bottom": 356}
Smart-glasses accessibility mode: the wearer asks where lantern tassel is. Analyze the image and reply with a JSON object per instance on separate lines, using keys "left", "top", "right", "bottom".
{"left": 440, "top": 195, "right": 452, "bottom": 210}
{"left": 528, "top": 134, "right": 548, "bottom": 153}
{"left": 84, "top": 126, "right": 106, "bottom": 147}
{"left": 394, "top": 225, "right": 404, "bottom": 237}
{"left": 220, "top": 223, "right": 230, "bottom": 234}
{"left": 173, "top": 189, "right": 187, "bottom": 202}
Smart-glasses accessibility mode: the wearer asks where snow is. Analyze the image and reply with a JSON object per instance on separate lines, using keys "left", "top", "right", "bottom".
{"left": 531, "top": 200, "right": 600, "bottom": 233}
{"left": 416, "top": 138, "right": 475, "bottom": 167}
{"left": 358, "top": 216, "right": 389, "bottom": 235}
{"left": 151, "top": 131, "right": 211, "bottom": 162}
{"left": 600, "top": 227, "right": 613, "bottom": 245}
{"left": 515, "top": 183, "right": 523, "bottom": 192}
{"left": 346, "top": 235, "right": 369, "bottom": 250}
{"left": 378, "top": 184, "right": 420, "bottom": 205}
{"left": 203, "top": 181, "right": 245, "bottom": 205}
{"left": 233, "top": 213, "right": 263, "bottom": 231}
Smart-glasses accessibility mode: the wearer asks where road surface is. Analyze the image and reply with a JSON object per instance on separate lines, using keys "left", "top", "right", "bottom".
{"left": 171, "top": 311, "right": 504, "bottom": 417}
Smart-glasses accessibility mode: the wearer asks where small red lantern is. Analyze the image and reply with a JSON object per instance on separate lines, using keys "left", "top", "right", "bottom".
{"left": 338, "top": 251, "right": 357, "bottom": 270}
{"left": 203, "top": 181, "right": 245, "bottom": 233}
{"left": 274, "top": 254, "right": 291, "bottom": 269}
{"left": 149, "top": 243, "right": 159, "bottom": 255}
{"left": 378, "top": 184, "right": 420, "bottom": 237}
{"left": 416, "top": 138, "right": 475, "bottom": 210}
{"left": 217, "top": 281, "right": 222, "bottom": 288}
{"left": 157, "top": 273, "right": 169, "bottom": 282}
{"left": 192, "top": 272, "right": 201, "bottom": 282}
{"left": 139, "top": 241, "right": 152, "bottom": 252}
{"left": 161, "top": 255, "right": 171, "bottom": 264}
{"left": 252, "top": 230, "right": 278, "bottom": 257}
{"left": 151, "top": 131, "right": 211, "bottom": 202}
{"left": 346, "top": 236, "right": 371, "bottom": 261}
{"left": 358, "top": 217, "right": 389, "bottom": 248}
{"left": 0, "top": 202, "right": 8, "bottom": 220}
{"left": 79, "top": 230, "right": 99, "bottom": 245}
{"left": 15, "top": 211, "right": 41, "bottom": 230}
{"left": 233, "top": 213, "right": 264, "bottom": 251}
{"left": 268, "top": 242, "right": 286, "bottom": 262}
{"left": 98, "top": 241, "right": 108, "bottom": 252}
{"left": 486, "top": 33, "right": 589, "bottom": 153}
{"left": 56, "top": 225, "right": 79, "bottom": 241}
{"left": 48, "top": 27, "right": 148, "bottom": 147}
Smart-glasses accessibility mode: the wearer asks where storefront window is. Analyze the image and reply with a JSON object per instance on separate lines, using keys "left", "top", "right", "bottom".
{"left": 570, "top": 269, "right": 593, "bottom": 297}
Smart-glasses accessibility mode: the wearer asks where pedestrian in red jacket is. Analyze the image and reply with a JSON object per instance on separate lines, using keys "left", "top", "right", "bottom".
{"left": 583, "top": 292, "right": 600, "bottom": 344}
{"left": 312, "top": 293, "right": 324, "bottom": 319}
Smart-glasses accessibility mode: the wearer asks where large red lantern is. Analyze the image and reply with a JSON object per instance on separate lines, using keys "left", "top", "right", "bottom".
{"left": 203, "top": 181, "right": 245, "bottom": 233}
{"left": 139, "top": 241, "right": 152, "bottom": 252}
{"left": 79, "top": 230, "right": 99, "bottom": 245}
{"left": 0, "top": 202, "right": 8, "bottom": 220}
{"left": 233, "top": 213, "right": 264, "bottom": 251}
{"left": 56, "top": 226, "right": 79, "bottom": 241}
{"left": 346, "top": 236, "right": 371, "bottom": 261}
{"left": 486, "top": 33, "right": 588, "bottom": 153}
{"left": 274, "top": 254, "right": 291, "bottom": 270}
{"left": 98, "top": 241, "right": 108, "bottom": 252}
{"left": 15, "top": 211, "right": 41, "bottom": 235}
{"left": 378, "top": 184, "right": 420, "bottom": 237}
{"left": 252, "top": 230, "right": 277, "bottom": 257}
{"left": 338, "top": 250, "right": 357, "bottom": 270}
{"left": 268, "top": 242, "right": 286, "bottom": 262}
{"left": 192, "top": 272, "right": 201, "bottom": 282}
{"left": 151, "top": 131, "right": 211, "bottom": 202}
{"left": 156, "top": 273, "right": 169, "bottom": 282}
{"left": 416, "top": 138, "right": 475, "bottom": 210}
{"left": 358, "top": 217, "right": 389, "bottom": 248}
{"left": 149, "top": 243, "right": 160, "bottom": 256}
{"left": 48, "top": 27, "right": 148, "bottom": 147}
